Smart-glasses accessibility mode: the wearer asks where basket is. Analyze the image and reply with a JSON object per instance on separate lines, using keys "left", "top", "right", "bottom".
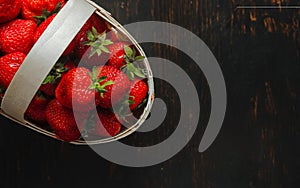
{"left": 0, "top": 0, "right": 154, "bottom": 145}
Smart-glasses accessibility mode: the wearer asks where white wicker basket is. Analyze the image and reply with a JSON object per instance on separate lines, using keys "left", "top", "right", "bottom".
{"left": 0, "top": 0, "right": 154, "bottom": 145}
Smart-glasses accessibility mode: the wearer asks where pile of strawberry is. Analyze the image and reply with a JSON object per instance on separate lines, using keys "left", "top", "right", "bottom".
{"left": 0, "top": 0, "right": 149, "bottom": 142}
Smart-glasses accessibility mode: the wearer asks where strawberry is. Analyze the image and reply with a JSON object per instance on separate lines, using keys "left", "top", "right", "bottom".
{"left": 0, "top": 19, "right": 37, "bottom": 54}
{"left": 33, "top": 13, "right": 55, "bottom": 40}
{"left": 106, "top": 42, "right": 127, "bottom": 69}
{"left": 21, "top": 0, "right": 65, "bottom": 22}
{"left": 40, "top": 61, "right": 76, "bottom": 96}
{"left": 107, "top": 28, "right": 119, "bottom": 43}
{"left": 79, "top": 109, "right": 121, "bottom": 138}
{"left": 91, "top": 66, "right": 131, "bottom": 109}
{"left": 33, "top": 14, "right": 76, "bottom": 56}
{"left": 55, "top": 67, "right": 95, "bottom": 112}
{"left": 25, "top": 93, "right": 49, "bottom": 124}
{"left": 0, "top": 0, "right": 22, "bottom": 24}
{"left": 78, "top": 28, "right": 112, "bottom": 67}
{"left": 0, "top": 52, "right": 26, "bottom": 88}
{"left": 75, "top": 14, "right": 109, "bottom": 66}
{"left": 107, "top": 45, "right": 146, "bottom": 80}
{"left": 93, "top": 109, "right": 121, "bottom": 137}
{"left": 128, "top": 79, "right": 148, "bottom": 111}
{"left": 39, "top": 83, "right": 57, "bottom": 97}
{"left": 56, "top": 65, "right": 130, "bottom": 111}
{"left": 45, "top": 99, "right": 83, "bottom": 142}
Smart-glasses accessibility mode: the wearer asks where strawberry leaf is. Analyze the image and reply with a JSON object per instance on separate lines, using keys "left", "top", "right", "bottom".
{"left": 90, "top": 80, "right": 114, "bottom": 97}
{"left": 92, "top": 27, "right": 99, "bottom": 36}
{"left": 128, "top": 100, "right": 135, "bottom": 105}
{"left": 133, "top": 68, "right": 146, "bottom": 78}
{"left": 98, "top": 31, "right": 106, "bottom": 41}
{"left": 98, "top": 76, "right": 108, "bottom": 82}
{"left": 89, "top": 68, "right": 114, "bottom": 96}
{"left": 128, "top": 96, "right": 135, "bottom": 104}
{"left": 87, "top": 31, "right": 95, "bottom": 41}
{"left": 85, "top": 30, "right": 113, "bottom": 57}
{"left": 135, "top": 56, "right": 145, "bottom": 61}
{"left": 96, "top": 49, "right": 103, "bottom": 56}
{"left": 53, "top": 2, "right": 63, "bottom": 13}
{"left": 120, "top": 46, "right": 146, "bottom": 80}
{"left": 42, "top": 61, "right": 69, "bottom": 84}
{"left": 129, "top": 72, "right": 135, "bottom": 80}
{"left": 89, "top": 67, "right": 100, "bottom": 80}
{"left": 136, "top": 98, "right": 148, "bottom": 110}
{"left": 34, "top": 2, "right": 63, "bottom": 25}
{"left": 43, "top": 75, "right": 55, "bottom": 84}
{"left": 103, "top": 40, "right": 113, "bottom": 46}
{"left": 89, "top": 48, "right": 97, "bottom": 57}
{"left": 123, "top": 63, "right": 145, "bottom": 80}
{"left": 100, "top": 46, "right": 110, "bottom": 54}
{"left": 124, "top": 45, "right": 134, "bottom": 58}
{"left": 101, "top": 80, "right": 114, "bottom": 88}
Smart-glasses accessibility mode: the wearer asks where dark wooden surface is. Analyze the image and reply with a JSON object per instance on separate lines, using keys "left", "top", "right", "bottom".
{"left": 0, "top": 0, "right": 300, "bottom": 187}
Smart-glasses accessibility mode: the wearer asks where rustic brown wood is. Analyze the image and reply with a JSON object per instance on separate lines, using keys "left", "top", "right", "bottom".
{"left": 0, "top": 0, "right": 299, "bottom": 187}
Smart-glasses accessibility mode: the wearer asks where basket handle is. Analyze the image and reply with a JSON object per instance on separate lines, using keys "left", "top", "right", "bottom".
{"left": 1, "top": 0, "right": 96, "bottom": 123}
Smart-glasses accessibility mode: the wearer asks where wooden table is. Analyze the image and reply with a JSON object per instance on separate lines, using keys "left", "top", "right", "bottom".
{"left": 0, "top": 0, "right": 299, "bottom": 187}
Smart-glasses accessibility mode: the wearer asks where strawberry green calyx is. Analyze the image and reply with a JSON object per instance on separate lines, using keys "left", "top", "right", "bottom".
{"left": 89, "top": 67, "right": 114, "bottom": 98}
{"left": 43, "top": 62, "right": 68, "bottom": 85}
{"left": 118, "top": 94, "right": 147, "bottom": 117}
{"left": 122, "top": 45, "right": 146, "bottom": 80}
{"left": 83, "top": 27, "right": 113, "bottom": 58}
{"left": 34, "top": 2, "right": 63, "bottom": 25}
{"left": 90, "top": 76, "right": 114, "bottom": 98}
{"left": 117, "top": 96, "right": 135, "bottom": 118}
{"left": 128, "top": 96, "right": 135, "bottom": 105}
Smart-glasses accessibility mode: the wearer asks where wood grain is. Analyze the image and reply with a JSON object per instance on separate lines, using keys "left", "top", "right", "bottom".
{"left": 0, "top": 0, "right": 299, "bottom": 187}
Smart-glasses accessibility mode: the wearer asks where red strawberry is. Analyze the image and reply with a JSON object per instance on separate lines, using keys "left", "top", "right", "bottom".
{"left": 33, "top": 14, "right": 76, "bottom": 56}
{"left": 107, "top": 28, "right": 119, "bottom": 43}
{"left": 45, "top": 99, "right": 83, "bottom": 142}
{"left": 93, "top": 109, "right": 121, "bottom": 137}
{"left": 92, "top": 66, "right": 130, "bottom": 108}
{"left": 0, "top": 52, "right": 26, "bottom": 88}
{"left": 33, "top": 14, "right": 56, "bottom": 43}
{"left": 25, "top": 93, "right": 49, "bottom": 124}
{"left": 39, "top": 61, "right": 76, "bottom": 96}
{"left": 21, "top": 0, "right": 65, "bottom": 21}
{"left": 75, "top": 14, "right": 109, "bottom": 67}
{"left": 39, "top": 83, "right": 57, "bottom": 97}
{"left": 128, "top": 79, "right": 148, "bottom": 111}
{"left": 106, "top": 42, "right": 126, "bottom": 69}
{"left": 55, "top": 67, "right": 95, "bottom": 112}
{"left": 77, "top": 28, "right": 112, "bottom": 67}
{"left": 0, "top": 0, "right": 21, "bottom": 24}
{"left": 0, "top": 19, "right": 36, "bottom": 54}
{"left": 107, "top": 45, "right": 146, "bottom": 80}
